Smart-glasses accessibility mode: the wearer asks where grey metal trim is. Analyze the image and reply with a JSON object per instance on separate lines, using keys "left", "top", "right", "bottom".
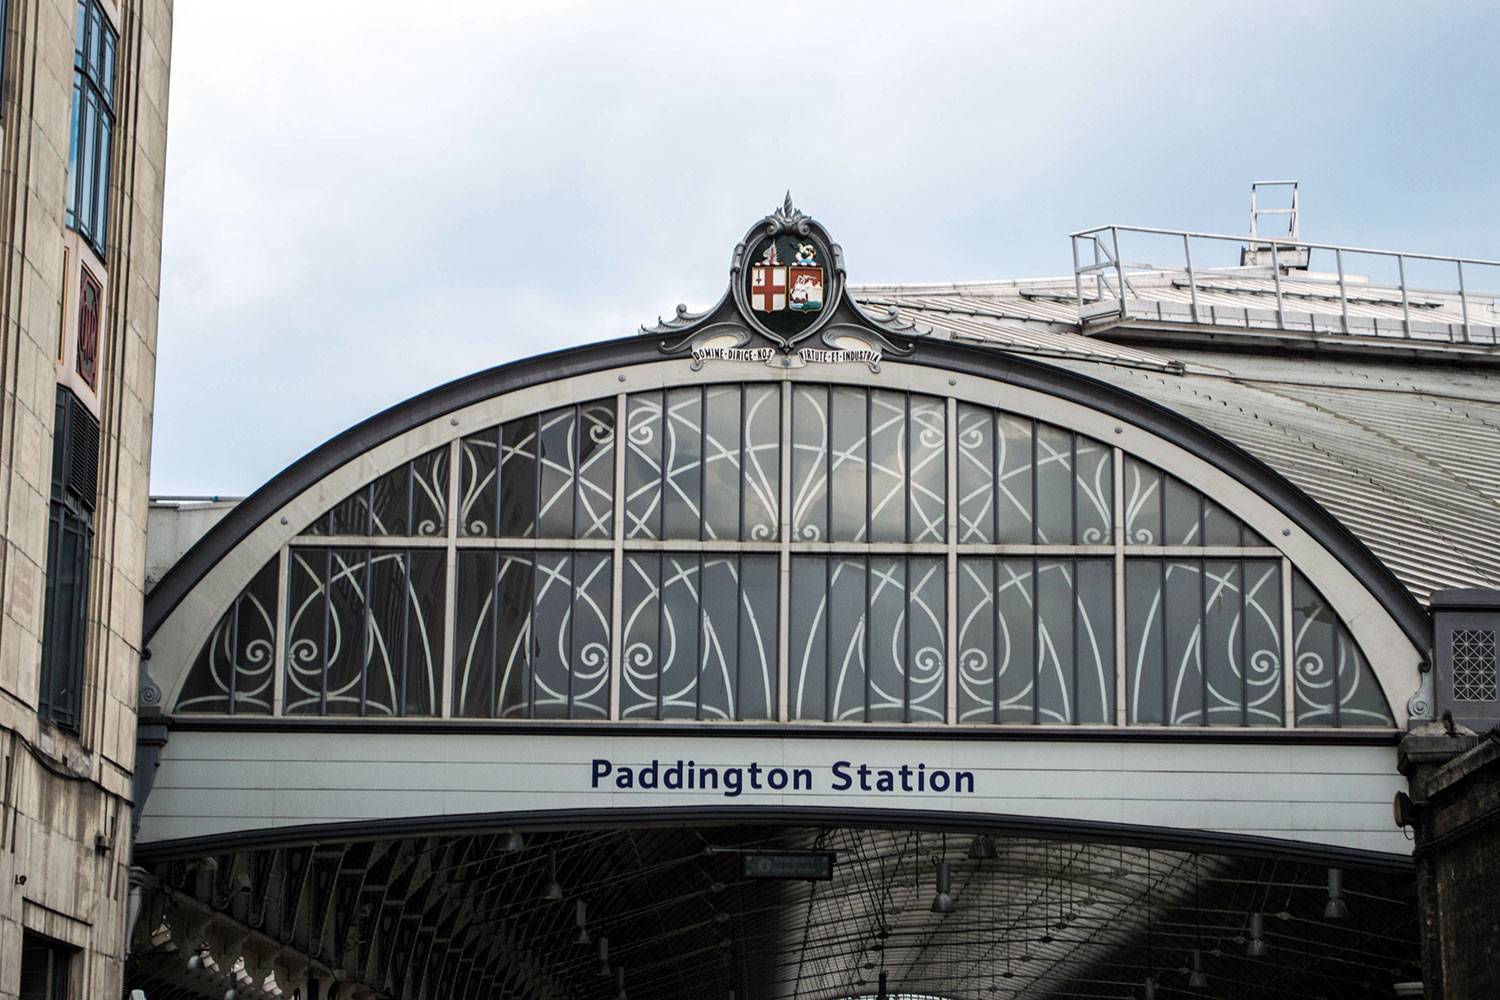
{"left": 144, "top": 335, "right": 1430, "bottom": 656}
{"left": 132, "top": 804, "right": 1415, "bottom": 874}
{"left": 159, "top": 715, "right": 1401, "bottom": 745}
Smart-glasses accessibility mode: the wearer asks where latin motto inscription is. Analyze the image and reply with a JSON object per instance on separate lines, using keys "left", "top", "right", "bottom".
{"left": 590, "top": 759, "right": 976, "bottom": 798}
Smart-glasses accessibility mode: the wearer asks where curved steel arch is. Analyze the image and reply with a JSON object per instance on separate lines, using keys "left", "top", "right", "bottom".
{"left": 144, "top": 335, "right": 1429, "bottom": 651}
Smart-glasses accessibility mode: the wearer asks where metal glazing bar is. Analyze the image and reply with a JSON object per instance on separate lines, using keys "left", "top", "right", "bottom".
{"left": 440, "top": 438, "right": 460, "bottom": 719}
{"left": 945, "top": 396, "right": 958, "bottom": 726}
{"left": 1072, "top": 236, "right": 1083, "bottom": 310}
{"left": 1270, "top": 242, "right": 1284, "bottom": 327}
{"left": 1183, "top": 234, "right": 1199, "bottom": 324}
{"left": 1335, "top": 248, "right": 1350, "bottom": 333}
{"left": 777, "top": 381, "right": 791, "bottom": 722}
{"left": 1113, "top": 446, "right": 1127, "bottom": 727}
{"left": 609, "top": 392, "right": 627, "bottom": 721}
{"left": 1398, "top": 255, "right": 1411, "bottom": 336}
{"left": 1281, "top": 558, "right": 1295, "bottom": 726}
{"left": 1112, "top": 227, "right": 1127, "bottom": 319}
{"left": 1457, "top": 260, "right": 1471, "bottom": 342}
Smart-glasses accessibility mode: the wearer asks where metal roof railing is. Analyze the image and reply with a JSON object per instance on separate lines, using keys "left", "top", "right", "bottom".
{"left": 1070, "top": 224, "right": 1500, "bottom": 345}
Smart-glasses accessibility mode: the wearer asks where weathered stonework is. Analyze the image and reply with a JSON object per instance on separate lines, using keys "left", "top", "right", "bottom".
{"left": 0, "top": 0, "right": 171, "bottom": 997}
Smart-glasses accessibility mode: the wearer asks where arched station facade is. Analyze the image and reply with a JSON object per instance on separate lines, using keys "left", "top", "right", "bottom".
{"left": 127, "top": 201, "right": 1454, "bottom": 1000}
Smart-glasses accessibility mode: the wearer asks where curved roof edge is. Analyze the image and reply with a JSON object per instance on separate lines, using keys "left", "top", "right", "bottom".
{"left": 143, "top": 335, "right": 1431, "bottom": 652}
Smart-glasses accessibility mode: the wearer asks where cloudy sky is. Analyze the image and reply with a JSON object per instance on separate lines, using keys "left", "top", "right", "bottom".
{"left": 151, "top": 1, "right": 1500, "bottom": 495}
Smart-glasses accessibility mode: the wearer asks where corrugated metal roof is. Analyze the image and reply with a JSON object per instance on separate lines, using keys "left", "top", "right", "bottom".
{"left": 855, "top": 270, "right": 1500, "bottom": 606}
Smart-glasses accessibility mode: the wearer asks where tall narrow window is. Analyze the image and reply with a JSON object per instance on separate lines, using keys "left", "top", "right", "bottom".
{"left": 19, "top": 933, "right": 72, "bottom": 1000}
{"left": 40, "top": 388, "right": 98, "bottom": 731}
{"left": 66, "top": 0, "right": 116, "bottom": 257}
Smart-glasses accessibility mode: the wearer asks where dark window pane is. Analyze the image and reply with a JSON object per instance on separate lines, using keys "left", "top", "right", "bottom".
{"left": 957, "top": 558, "right": 997, "bottom": 723}
{"left": 996, "top": 415, "right": 1034, "bottom": 543}
{"left": 1035, "top": 560, "right": 1074, "bottom": 723}
{"left": 404, "top": 550, "right": 446, "bottom": 716}
{"left": 624, "top": 392, "right": 662, "bottom": 539}
{"left": 829, "top": 389, "right": 868, "bottom": 541}
{"left": 791, "top": 386, "right": 828, "bottom": 542}
{"left": 658, "top": 554, "right": 701, "bottom": 718}
{"left": 459, "top": 430, "right": 498, "bottom": 537}
{"left": 995, "top": 559, "right": 1035, "bottom": 722}
{"left": 1124, "top": 457, "right": 1163, "bottom": 545}
{"left": 957, "top": 404, "right": 996, "bottom": 544}
{"left": 362, "top": 551, "right": 408, "bottom": 717}
{"left": 1075, "top": 438, "right": 1112, "bottom": 544}
{"left": 575, "top": 401, "right": 615, "bottom": 539}
{"left": 1164, "top": 561, "right": 1203, "bottom": 725}
{"left": 1242, "top": 561, "right": 1283, "bottom": 726}
{"left": 453, "top": 551, "right": 496, "bottom": 717}
{"left": 742, "top": 384, "right": 780, "bottom": 541}
{"left": 328, "top": 488, "right": 368, "bottom": 535}
{"left": 571, "top": 552, "right": 612, "bottom": 718}
{"left": 827, "top": 557, "right": 867, "bottom": 719}
{"left": 1163, "top": 476, "right": 1201, "bottom": 546}
{"left": 702, "top": 387, "right": 742, "bottom": 542}
{"left": 789, "top": 556, "right": 827, "bottom": 721}
{"left": 410, "top": 446, "right": 449, "bottom": 537}
{"left": 1203, "top": 560, "right": 1244, "bottom": 726}
{"left": 536, "top": 409, "right": 577, "bottom": 538}
{"left": 495, "top": 553, "right": 534, "bottom": 718}
{"left": 907, "top": 556, "right": 947, "bottom": 721}
{"left": 323, "top": 550, "right": 368, "bottom": 715}
{"left": 867, "top": 556, "right": 906, "bottom": 721}
{"left": 868, "top": 391, "right": 906, "bottom": 544}
{"left": 1126, "top": 559, "right": 1165, "bottom": 724}
{"left": 621, "top": 554, "right": 661, "bottom": 718}
{"left": 737, "top": 555, "right": 778, "bottom": 720}
{"left": 369, "top": 464, "right": 410, "bottom": 536}
{"left": 1076, "top": 558, "right": 1114, "bottom": 723}
{"left": 285, "top": 549, "right": 329, "bottom": 715}
{"left": 661, "top": 388, "right": 703, "bottom": 539}
{"left": 699, "top": 556, "right": 741, "bottom": 719}
{"left": 498, "top": 416, "right": 538, "bottom": 538}
{"left": 531, "top": 552, "right": 573, "bottom": 718}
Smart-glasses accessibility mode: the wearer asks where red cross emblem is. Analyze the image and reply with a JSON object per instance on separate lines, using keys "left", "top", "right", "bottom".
{"left": 751, "top": 266, "right": 787, "bottom": 312}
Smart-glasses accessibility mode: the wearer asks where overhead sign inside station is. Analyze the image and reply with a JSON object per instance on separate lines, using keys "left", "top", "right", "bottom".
{"left": 740, "top": 850, "right": 836, "bottom": 882}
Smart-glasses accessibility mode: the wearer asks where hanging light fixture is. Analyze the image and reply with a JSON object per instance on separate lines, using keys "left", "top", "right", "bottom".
{"left": 615, "top": 965, "right": 627, "bottom": 1000}
{"left": 595, "top": 936, "right": 612, "bottom": 977}
{"left": 968, "top": 834, "right": 997, "bottom": 861}
{"left": 498, "top": 830, "right": 525, "bottom": 853}
{"left": 1188, "top": 947, "right": 1208, "bottom": 989}
{"left": 930, "top": 860, "right": 956, "bottom": 914}
{"left": 1142, "top": 975, "right": 1157, "bottom": 1000}
{"left": 186, "top": 946, "right": 207, "bottom": 970}
{"left": 1323, "top": 867, "right": 1349, "bottom": 920}
{"left": 1188, "top": 856, "right": 1208, "bottom": 988}
{"left": 540, "top": 848, "right": 564, "bottom": 901}
{"left": 1143, "top": 848, "right": 1155, "bottom": 999}
{"left": 572, "top": 899, "right": 590, "bottom": 945}
{"left": 1246, "top": 912, "right": 1268, "bottom": 957}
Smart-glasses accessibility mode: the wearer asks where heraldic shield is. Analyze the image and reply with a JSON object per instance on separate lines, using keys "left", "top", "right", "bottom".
{"left": 732, "top": 194, "right": 842, "bottom": 348}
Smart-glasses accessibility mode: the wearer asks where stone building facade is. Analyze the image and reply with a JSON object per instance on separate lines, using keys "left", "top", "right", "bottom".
{"left": 0, "top": 0, "right": 170, "bottom": 997}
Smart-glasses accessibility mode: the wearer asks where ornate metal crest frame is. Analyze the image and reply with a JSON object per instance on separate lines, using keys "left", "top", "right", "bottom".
{"left": 644, "top": 194, "right": 927, "bottom": 372}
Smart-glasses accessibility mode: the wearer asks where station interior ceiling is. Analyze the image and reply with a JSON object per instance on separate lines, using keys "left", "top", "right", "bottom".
{"left": 127, "top": 822, "right": 1421, "bottom": 1000}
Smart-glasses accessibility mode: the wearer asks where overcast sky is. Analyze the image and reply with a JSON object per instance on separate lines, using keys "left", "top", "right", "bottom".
{"left": 151, "top": 1, "right": 1500, "bottom": 496}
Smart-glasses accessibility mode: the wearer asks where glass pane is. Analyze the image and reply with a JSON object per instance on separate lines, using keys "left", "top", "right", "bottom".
{"left": 791, "top": 385, "right": 829, "bottom": 541}
{"left": 1337, "top": 623, "right": 1394, "bottom": 726}
{"left": 957, "top": 404, "right": 995, "bottom": 544}
{"left": 738, "top": 555, "right": 778, "bottom": 720}
{"left": 1203, "top": 497, "right": 1242, "bottom": 546}
{"left": 531, "top": 553, "right": 572, "bottom": 718}
{"left": 621, "top": 554, "right": 661, "bottom": 718}
{"left": 1243, "top": 560, "right": 1283, "bottom": 726}
{"left": 742, "top": 384, "right": 780, "bottom": 541}
{"left": 1075, "top": 437, "right": 1112, "bottom": 544}
{"left": 1163, "top": 477, "right": 1201, "bottom": 546}
{"left": 1164, "top": 561, "right": 1203, "bottom": 725}
{"left": 700, "top": 556, "right": 741, "bottom": 719}
{"left": 66, "top": 79, "right": 80, "bottom": 224}
{"left": 868, "top": 557, "right": 906, "bottom": 721}
{"left": 368, "top": 464, "right": 410, "bottom": 536}
{"left": 537, "top": 409, "right": 577, "bottom": 538}
{"left": 957, "top": 559, "right": 997, "bottom": 722}
{"left": 576, "top": 401, "right": 616, "bottom": 540}
{"left": 453, "top": 551, "right": 496, "bottom": 718}
{"left": 702, "top": 387, "right": 742, "bottom": 541}
{"left": 1125, "top": 559, "right": 1164, "bottom": 724}
{"left": 789, "top": 556, "right": 827, "bottom": 721}
{"left": 571, "top": 552, "right": 612, "bottom": 718}
{"left": 624, "top": 392, "right": 663, "bottom": 539}
{"left": 1035, "top": 560, "right": 1074, "bottom": 723}
{"left": 1203, "top": 560, "right": 1243, "bottom": 725}
{"left": 362, "top": 551, "right": 407, "bottom": 717}
{"left": 495, "top": 553, "right": 534, "bottom": 718}
{"left": 459, "top": 430, "right": 498, "bottom": 537}
{"left": 1035, "top": 425, "right": 1073, "bottom": 544}
{"left": 1075, "top": 559, "right": 1114, "bottom": 723}
{"left": 93, "top": 114, "right": 110, "bottom": 251}
{"left": 659, "top": 554, "right": 701, "bottom": 717}
{"left": 177, "top": 561, "right": 278, "bottom": 714}
{"left": 410, "top": 446, "right": 449, "bottom": 537}
{"left": 328, "top": 489, "right": 368, "bottom": 535}
{"left": 661, "top": 388, "right": 704, "bottom": 539}
{"left": 909, "top": 394, "right": 946, "bottom": 543}
{"left": 1123, "top": 457, "right": 1162, "bottom": 545}
{"left": 285, "top": 549, "right": 328, "bottom": 715}
{"left": 404, "top": 550, "right": 446, "bottom": 716}
{"left": 868, "top": 391, "right": 906, "bottom": 543}
{"left": 908, "top": 556, "right": 947, "bottom": 722}
{"left": 827, "top": 557, "right": 867, "bottom": 719}
{"left": 1293, "top": 572, "right": 1337, "bottom": 726}
{"left": 499, "top": 416, "right": 538, "bottom": 538}
{"left": 829, "top": 389, "right": 868, "bottom": 541}
{"left": 995, "top": 559, "right": 1035, "bottom": 722}
{"left": 324, "top": 550, "right": 368, "bottom": 715}
{"left": 996, "top": 415, "right": 1034, "bottom": 543}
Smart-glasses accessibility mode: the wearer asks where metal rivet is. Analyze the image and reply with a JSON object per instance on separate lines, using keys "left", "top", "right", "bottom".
{"left": 618, "top": 374, "right": 627, "bottom": 382}
{"left": 450, "top": 417, "right": 459, "bottom": 426}
{"left": 948, "top": 377, "right": 957, "bottom": 386}
{"left": 1282, "top": 528, "right": 1291, "bottom": 536}
{"left": 280, "top": 517, "right": 289, "bottom": 525}
{"left": 1114, "top": 426, "right": 1124, "bottom": 434}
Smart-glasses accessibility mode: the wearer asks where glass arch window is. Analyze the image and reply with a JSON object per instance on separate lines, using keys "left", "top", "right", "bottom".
{"left": 176, "top": 379, "right": 1394, "bottom": 728}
